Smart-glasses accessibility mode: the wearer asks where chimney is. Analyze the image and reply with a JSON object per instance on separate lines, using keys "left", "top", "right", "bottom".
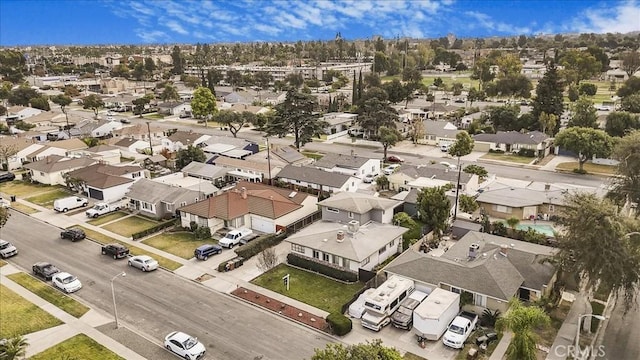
{"left": 337, "top": 230, "right": 345, "bottom": 242}
{"left": 544, "top": 184, "right": 550, "bottom": 191}
{"left": 468, "top": 243, "right": 480, "bottom": 259}
{"left": 46, "top": 156, "right": 51, "bottom": 164}
{"left": 241, "top": 187, "right": 247, "bottom": 199}
{"left": 347, "top": 220, "right": 360, "bottom": 234}
{"left": 499, "top": 245, "right": 508, "bottom": 257}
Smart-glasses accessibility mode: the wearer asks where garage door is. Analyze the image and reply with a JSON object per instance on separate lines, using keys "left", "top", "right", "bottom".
{"left": 473, "top": 142, "right": 491, "bottom": 152}
{"left": 523, "top": 206, "right": 537, "bottom": 220}
{"left": 250, "top": 216, "right": 275, "bottom": 233}
{"left": 88, "top": 188, "right": 104, "bottom": 200}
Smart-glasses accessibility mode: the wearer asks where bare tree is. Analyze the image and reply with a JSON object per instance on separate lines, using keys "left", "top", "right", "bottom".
{"left": 0, "top": 143, "right": 17, "bottom": 170}
{"left": 257, "top": 247, "right": 279, "bottom": 272}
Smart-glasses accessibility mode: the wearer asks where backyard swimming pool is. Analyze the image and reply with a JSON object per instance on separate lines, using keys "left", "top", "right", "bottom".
{"left": 515, "top": 224, "right": 556, "bottom": 237}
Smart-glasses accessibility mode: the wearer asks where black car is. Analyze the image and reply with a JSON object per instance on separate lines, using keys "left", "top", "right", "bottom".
{"left": 0, "top": 172, "right": 15, "bottom": 183}
{"left": 60, "top": 228, "right": 86, "bottom": 242}
{"left": 101, "top": 243, "right": 130, "bottom": 259}
{"left": 194, "top": 244, "right": 223, "bottom": 260}
{"left": 32, "top": 262, "right": 60, "bottom": 280}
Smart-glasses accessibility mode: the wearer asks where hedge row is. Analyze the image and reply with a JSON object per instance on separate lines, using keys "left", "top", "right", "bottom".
{"left": 286, "top": 253, "right": 358, "bottom": 282}
{"left": 132, "top": 219, "right": 178, "bottom": 240}
{"left": 327, "top": 312, "right": 352, "bottom": 336}
{"left": 216, "top": 233, "right": 287, "bottom": 272}
{"left": 517, "top": 148, "right": 536, "bottom": 157}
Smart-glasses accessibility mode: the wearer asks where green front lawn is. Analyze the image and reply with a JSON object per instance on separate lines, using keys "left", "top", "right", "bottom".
{"left": 7, "top": 273, "right": 89, "bottom": 318}
{"left": 481, "top": 152, "right": 535, "bottom": 164}
{"left": 76, "top": 226, "right": 182, "bottom": 271}
{"left": 8, "top": 202, "right": 39, "bottom": 214}
{"left": 0, "top": 181, "right": 64, "bottom": 198}
{"left": 556, "top": 161, "right": 616, "bottom": 175}
{"left": 142, "top": 232, "right": 213, "bottom": 259}
{"left": 0, "top": 284, "right": 63, "bottom": 338}
{"left": 25, "top": 189, "right": 73, "bottom": 208}
{"left": 301, "top": 151, "right": 324, "bottom": 161}
{"left": 143, "top": 113, "right": 164, "bottom": 120}
{"left": 101, "top": 216, "right": 159, "bottom": 237}
{"left": 88, "top": 211, "right": 129, "bottom": 226}
{"left": 30, "top": 334, "right": 124, "bottom": 360}
{"left": 251, "top": 264, "right": 363, "bottom": 314}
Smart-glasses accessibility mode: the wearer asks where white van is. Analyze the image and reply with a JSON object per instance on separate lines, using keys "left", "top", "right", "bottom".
{"left": 54, "top": 196, "right": 89, "bottom": 213}
{"left": 440, "top": 143, "right": 451, "bottom": 152}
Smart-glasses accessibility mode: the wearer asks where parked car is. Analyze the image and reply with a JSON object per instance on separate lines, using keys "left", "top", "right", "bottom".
{"left": 86, "top": 200, "right": 125, "bottom": 218}
{"left": 194, "top": 244, "right": 222, "bottom": 260}
{"left": 60, "top": 228, "right": 86, "bottom": 242}
{"left": 0, "top": 172, "right": 15, "bottom": 183}
{"left": 386, "top": 155, "right": 404, "bottom": 163}
{"left": 53, "top": 196, "right": 88, "bottom": 212}
{"left": 440, "top": 144, "right": 451, "bottom": 152}
{"left": 0, "top": 197, "right": 10, "bottom": 208}
{"left": 443, "top": 311, "right": 479, "bottom": 349}
{"left": 128, "top": 255, "right": 159, "bottom": 272}
{"left": 52, "top": 272, "right": 82, "bottom": 293}
{"left": 219, "top": 228, "right": 254, "bottom": 249}
{"left": 32, "top": 262, "right": 60, "bottom": 280}
{"left": 383, "top": 164, "right": 401, "bottom": 175}
{"left": 0, "top": 239, "right": 18, "bottom": 259}
{"left": 101, "top": 244, "right": 130, "bottom": 259}
{"left": 120, "top": 118, "right": 131, "bottom": 124}
{"left": 363, "top": 174, "right": 377, "bottom": 183}
{"left": 164, "top": 331, "right": 206, "bottom": 360}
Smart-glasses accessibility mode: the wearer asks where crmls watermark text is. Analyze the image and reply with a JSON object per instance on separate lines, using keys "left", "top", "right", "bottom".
{"left": 553, "top": 345, "right": 606, "bottom": 358}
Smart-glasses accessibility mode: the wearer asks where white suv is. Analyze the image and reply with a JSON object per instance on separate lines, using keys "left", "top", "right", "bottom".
{"left": 0, "top": 239, "right": 18, "bottom": 259}
{"left": 383, "top": 164, "right": 401, "bottom": 175}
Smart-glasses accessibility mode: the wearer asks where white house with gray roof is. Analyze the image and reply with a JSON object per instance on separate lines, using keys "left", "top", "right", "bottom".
{"left": 416, "top": 120, "right": 461, "bottom": 146}
{"left": 384, "top": 231, "right": 558, "bottom": 313}
{"left": 125, "top": 178, "right": 201, "bottom": 219}
{"left": 314, "top": 153, "right": 381, "bottom": 179}
{"left": 276, "top": 165, "right": 359, "bottom": 193}
{"left": 473, "top": 131, "right": 552, "bottom": 156}
{"left": 317, "top": 192, "right": 402, "bottom": 224}
{"left": 388, "top": 164, "right": 478, "bottom": 194}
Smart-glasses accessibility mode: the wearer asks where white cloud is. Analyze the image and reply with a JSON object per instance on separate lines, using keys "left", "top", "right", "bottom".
{"left": 166, "top": 20, "right": 189, "bottom": 35}
{"left": 136, "top": 29, "right": 168, "bottom": 43}
{"left": 129, "top": 1, "right": 156, "bottom": 16}
{"left": 572, "top": 0, "right": 640, "bottom": 34}
{"left": 464, "top": 11, "right": 532, "bottom": 35}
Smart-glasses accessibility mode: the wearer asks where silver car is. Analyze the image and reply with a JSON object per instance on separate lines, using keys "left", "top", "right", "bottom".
{"left": 128, "top": 255, "right": 159, "bottom": 272}
{"left": 0, "top": 239, "right": 18, "bottom": 258}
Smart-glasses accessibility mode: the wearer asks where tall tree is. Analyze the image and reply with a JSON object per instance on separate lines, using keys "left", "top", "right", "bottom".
{"left": 171, "top": 45, "right": 184, "bottom": 75}
{"left": 417, "top": 186, "right": 451, "bottom": 240}
{"left": 554, "top": 127, "right": 614, "bottom": 172}
{"left": 7, "top": 86, "right": 38, "bottom": 106}
{"left": 191, "top": 87, "right": 217, "bottom": 127}
{"left": 568, "top": 96, "right": 598, "bottom": 128}
{"left": 605, "top": 112, "right": 640, "bottom": 137}
{"left": 51, "top": 94, "right": 72, "bottom": 137}
{"left": 214, "top": 110, "right": 245, "bottom": 137}
{"left": 266, "top": 91, "right": 327, "bottom": 149}
{"left": 616, "top": 77, "right": 640, "bottom": 98}
{"left": 132, "top": 95, "right": 152, "bottom": 118}
{"left": 160, "top": 84, "right": 180, "bottom": 102}
{"left": 82, "top": 94, "right": 104, "bottom": 119}
{"left": 382, "top": 79, "right": 406, "bottom": 104}
{"left": 0, "top": 50, "right": 27, "bottom": 83}
{"left": 559, "top": 49, "right": 602, "bottom": 85}
{"left": 538, "top": 112, "right": 557, "bottom": 136}
{"left": 555, "top": 192, "right": 640, "bottom": 309}
{"left": 496, "top": 299, "right": 550, "bottom": 360}
{"left": 610, "top": 130, "right": 640, "bottom": 208}
{"left": 175, "top": 145, "right": 206, "bottom": 170}
{"left": 621, "top": 93, "right": 640, "bottom": 113}
{"left": 448, "top": 131, "right": 475, "bottom": 219}
{"left": 378, "top": 126, "right": 403, "bottom": 161}
{"left": 620, "top": 51, "right": 640, "bottom": 77}
{"left": 29, "top": 95, "right": 50, "bottom": 111}
{"left": 312, "top": 339, "right": 402, "bottom": 360}
{"left": 357, "top": 88, "right": 398, "bottom": 138}
{"left": 532, "top": 62, "right": 564, "bottom": 134}
{"left": 144, "top": 57, "right": 156, "bottom": 74}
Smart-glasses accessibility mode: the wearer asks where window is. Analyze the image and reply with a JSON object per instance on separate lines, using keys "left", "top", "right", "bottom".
{"left": 378, "top": 247, "right": 386, "bottom": 255}
{"left": 181, "top": 201, "right": 187, "bottom": 207}
{"left": 332, "top": 255, "right": 340, "bottom": 265}
{"left": 495, "top": 205, "right": 512, "bottom": 213}
{"left": 390, "top": 239, "right": 395, "bottom": 247}
{"left": 132, "top": 172, "right": 140, "bottom": 178}
{"left": 327, "top": 207, "right": 339, "bottom": 214}
{"left": 312, "top": 250, "right": 320, "bottom": 259}
{"left": 361, "top": 256, "right": 370, "bottom": 266}
{"left": 450, "top": 287, "right": 461, "bottom": 294}
{"left": 291, "top": 244, "right": 305, "bottom": 253}
{"left": 142, "top": 202, "right": 152, "bottom": 210}
{"left": 198, "top": 217, "right": 207, "bottom": 227}
{"left": 190, "top": 214, "right": 195, "bottom": 222}
{"left": 348, "top": 212, "right": 354, "bottom": 219}
{"left": 548, "top": 204, "right": 555, "bottom": 212}
{"left": 343, "top": 258, "right": 350, "bottom": 268}
{"left": 372, "top": 166, "right": 375, "bottom": 172}
{"left": 323, "top": 253, "right": 330, "bottom": 262}
{"left": 474, "top": 293, "right": 487, "bottom": 307}
{"left": 165, "top": 203, "right": 172, "bottom": 211}
{"left": 40, "top": 171, "right": 44, "bottom": 176}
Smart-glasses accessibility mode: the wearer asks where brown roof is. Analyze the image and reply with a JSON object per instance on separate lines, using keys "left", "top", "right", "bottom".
{"left": 23, "top": 155, "right": 97, "bottom": 173}
{"left": 47, "top": 138, "right": 89, "bottom": 150}
{"left": 213, "top": 156, "right": 277, "bottom": 174}
{"left": 66, "top": 163, "right": 140, "bottom": 188}
{"left": 168, "top": 130, "right": 205, "bottom": 144}
{"left": 178, "top": 181, "right": 304, "bottom": 220}
{"left": 113, "top": 123, "right": 163, "bottom": 137}
{"left": 0, "top": 136, "right": 38, "bottom": 151}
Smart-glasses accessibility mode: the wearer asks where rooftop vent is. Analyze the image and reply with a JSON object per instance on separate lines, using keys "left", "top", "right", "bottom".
{"left": 336, "top": 231, "right": 345, "bottom": 242}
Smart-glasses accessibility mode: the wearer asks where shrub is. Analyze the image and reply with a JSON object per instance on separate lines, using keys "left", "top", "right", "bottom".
{"left": 579, "top": 83, "right": 598, "bottom": 96}
{"left": 287, "top": 253, "right": 358, "bottom": 282}
{"left": 131, "top": 219, "right": 177, "bottom": 240}
{"left": 234, "top": 233, "right": 287, "bottom": 260}
{"left": 517, "top": 148, "right": 536, "bottom": 157}
{"left": 194, "top": 226, "right": 211, "bottom": 240}
{"left": 573, "top": 168, "right": 587, "bottom": 174}
{"left": 481, "top": 309, "right": 501, "bottom": 327}
{"left": 190, "top": 221, "right": 198, "bottom": 232}
{"left": 326, "top": 312, "right": 352, "bottom": 336}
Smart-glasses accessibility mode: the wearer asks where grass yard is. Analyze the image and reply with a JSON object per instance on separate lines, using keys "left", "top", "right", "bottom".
{"left": 301, "top": 151, "right": 324, "bottom": 160}
{"left": 142, "top": 232, "right": 212, "bottom": 259}
{"left": 0, "top": 284, "right": 63, "bottom": 338}
{"left": 556, "top": 161, "right": 616, "bottom": 175}
{"left": 0, "top": 181, "right": 65, "bottom": 198}
{"left": 7, "top": 273, "right": 89, "bottom": 318}
{"left": 25, "top": 189, "right": 73, "bottom": 208}
{"left": 0, "top": 260, "right": 6, "bottom": 267}
{"left": 30, "top": 334, "right": 124, "bottom": 360}
{"left": 76, "top": 226, "right": 182, "bottom": 271}
{"left": 251, "top": 264, "right": 363, "bottom": 314}
{"left": 143, "top": 113, "right": 164, "bottom": 120}
{"left": 481, "top": 152, "right": 535, "bottom": 164}
{"left": 88, "top": 211, "right": 129, "bottom": 226}
{"left": 101, "top": 215, "right": 159, "bottom": 237}
{"left": 7, "top": 202, "right": 39, "bottom": 214}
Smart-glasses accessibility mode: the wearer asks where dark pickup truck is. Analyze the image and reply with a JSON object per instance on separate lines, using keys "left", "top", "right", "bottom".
{"left": 101, "top": 243, "right": 130, "bottom": 259}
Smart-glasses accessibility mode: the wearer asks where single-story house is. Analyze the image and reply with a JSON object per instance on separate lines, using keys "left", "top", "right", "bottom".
{"left": 158, "top": 101, "right": 191, "bottom": 116}
{"left": 181, "top": 161, "right": 229, "bottom": 186}
{"left": 125, "top": 178, "right": 201, "bottom": 219}
{"left": 0, "top": 136, "right": 38, "bottom": 170}
{"left": 71, "top": 145, "right": 122, "bottom": 165}
{"left": 314, "top": 153, "right": 381, "bottom": 179}
{"left": 152, "top": 173, "right": 220, "bottom": 198}
{"left": 23, "top": 155, "right": 98, "bottom": 185}
{"left": 473, "top": 131, "right": 551, "bottom": 157}
{"left": 162, "top": 130, "right": 210, "bottom": 152}
{"left": 319, "top": 112, "right": 358, "bottom": 135}
{"left": 387, "top": 164, "right": 478, "bottom": 194}
{"left": 111, "top": 138, "right": 160, "bottom": 158}
{"left": 177, "top": 181, "right": 318, "bottom": 234}
{"left": 317, "top": 191, "right": 402, "bottom": 225}
{"left": 276, "top": 165, "right": 360, "bottom": 193}
{"left": 384, "top": 231, "right": 559, "bottom": 312}
{"left": 66, "top": 163, "right": 145, "bottom": 201}
{"left": 212, "top": 156, "right": 281, "bottom": 182}
{"left": 4, "top": 106, "right": 43, "bottom": 121}
{"left": 112, "top": 123, "right": 166, "bottom": 141}
{"left": 91, "top": 120, "right": 123, "bottom": 138}
{"left": 23, "top": 138, "right": 89, "bottom": 163}
{"left": 416, "top": 120, "right": 461, "bottom": 146}
{"left": 285, "top": 219, "right": 407, "bottom": 272}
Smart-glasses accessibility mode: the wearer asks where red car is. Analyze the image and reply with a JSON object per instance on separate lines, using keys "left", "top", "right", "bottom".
{"left": 386, "top": 155, "right": 405, "bottom": 163}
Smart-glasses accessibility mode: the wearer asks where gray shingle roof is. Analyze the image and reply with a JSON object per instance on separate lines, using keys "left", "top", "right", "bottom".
{"left": 314, "top": 153, "right": 371, "bottom": 170}
{"left": 181, "top": 162, "right": 229, "bottom": 179}
{"left": 395, "top": 164, "right": 472, "bottom": 184}
{"left": 474, "top": 131, "right": 548, "bottom": 145}
{"left": 126, "top": 178, "right": 199, "bottom": 204}
{"left": 318, "top": 192, "right": 401, "bottom": 214}
{"left": 277, "top": 165, "right": 352, "bottom": 188}
{"left": 23, "top": 155, "right": 97, "bottom": 173}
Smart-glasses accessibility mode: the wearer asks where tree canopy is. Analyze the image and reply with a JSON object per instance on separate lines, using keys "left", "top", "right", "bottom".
{"left": 378, "top": 126, "right": 403, "bottom": 160}
{"left": 214, "top": 110, "right": 246, "bottom": 138}
{"left": 568, "top": 96, "right": 598, "bottom": 128}
{"left": 554, "top": 127, "right": 614, "bottom": 171}
{"left": 532, "top": 62, "right": 564, "bottom": 134}
{"left": 610, "top": 130, "right": 640, "bottom": 208}
{"left": 496, "top": 299, "right": 550, "bottom": 360}
{"left": 82, "top": 94, "right": 104, "bottom": 118}
{"left": 266, "top": 91, "right": 327, "bottom": 149}
{"left": 311, "top": 339, "right": 402, "bottom": 360}
{"left": 191, "top": 87, "right": 217, "bottom": 125}
{"left": 605, "top": 112, "right": 640, "bottom": 137}
{"left": 175, "top": 145, "right": 206, "bottom": 170}
{"left": 448, "top": 131, "right": 474, "bottom": 158}
{"left": 417, "top": 187, "right": 451, "bottom": 240}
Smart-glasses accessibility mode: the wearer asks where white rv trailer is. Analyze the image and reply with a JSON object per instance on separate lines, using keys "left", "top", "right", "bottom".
{"left": 361, "top": 275, "right": 415, "bottom": 331}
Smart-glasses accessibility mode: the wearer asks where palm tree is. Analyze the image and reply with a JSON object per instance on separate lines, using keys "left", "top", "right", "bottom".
{"left": 0, "top": 335, "right": 29, "bottom": 360}
{"left": 497, "top": 299, "right": 550, "bottom": 360}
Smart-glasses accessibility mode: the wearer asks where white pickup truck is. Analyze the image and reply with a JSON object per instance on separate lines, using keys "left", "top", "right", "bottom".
{"left": 85, "top": 200, "right": 125, "bottom": 218}
{"left": 218, "top": 228, "right": 254, "bottom": 248}
{"left": 442, "top": 311, "right": 479, "bottom": 349}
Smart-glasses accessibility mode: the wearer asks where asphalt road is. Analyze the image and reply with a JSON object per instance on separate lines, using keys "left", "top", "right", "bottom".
{"left": 2, "top": 210, "right": 334, "bottom": 360}
{"left": 596, "top": 296, "right": 640, "bottom": 360}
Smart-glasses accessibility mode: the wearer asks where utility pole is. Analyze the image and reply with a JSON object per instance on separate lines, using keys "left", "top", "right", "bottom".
{"left": 453, "top": 156, "right": 462, "bottom": 221}
{"left": 146, "top": 121, "right": 153, "bottom": 154}
{"left": 265, "top": 137, "right": 272, "bottom": 185}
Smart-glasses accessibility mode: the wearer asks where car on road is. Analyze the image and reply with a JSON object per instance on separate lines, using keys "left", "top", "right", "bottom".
{"left": 60, "top": 228, "right": 86, "bottom": 242}
{"left": 386, "top": 155, "right": 405, "bottom": 163}
{"left": 0, "top": 239, "right": 18, "bottom": 258}
{"left": 0, "top": 171, "right": 16, "bottom": 183}
{"left": 383, "top": 164, "right": 401, "bottom": 175}
{"left": 52, "top": 272, "right": 82, "bottom": 293}
{"left": 164, "top": 331, "right": 206, "bottom": 360}
{"left": 120, "top": 118, "right": 131, "bottom": 124}
{"left": 194, "top": 244, "right": 222, "bottom": 260}
{"left": 32, "top": 262, "right": 60, "bottom": 280}
{"left": 363, "top": 173, "right": 377, "bottom": 183}
{"left": 101, "top": 243, "right": 130, "bottom": 259}
{"left": 128, "top": 255, "right": 159, "bottom": 272}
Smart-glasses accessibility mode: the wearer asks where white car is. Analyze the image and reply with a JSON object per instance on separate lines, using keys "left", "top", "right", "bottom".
{"left": 164, "top": 331, "right": 206, "bottom": 360}
{"left": 363, "top": 174, "right": 377, "bottom": 183}
{"left": 128, "top": 255, "right": 159, "bottom": 272}
{"left": 52, "top": 272, "right": 82, "bottom": 293}
{"left": 383, "top": 164, "right": 401, "bottom": 175}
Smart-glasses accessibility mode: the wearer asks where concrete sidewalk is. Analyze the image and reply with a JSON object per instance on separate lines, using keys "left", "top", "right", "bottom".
{"left": 0, "top": 264, "right": 146, "bottom": 359}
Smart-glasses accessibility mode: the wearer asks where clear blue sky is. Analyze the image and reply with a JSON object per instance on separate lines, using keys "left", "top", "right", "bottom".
{"left": 1, "top": 0, "right": 639, "bottom": 46}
